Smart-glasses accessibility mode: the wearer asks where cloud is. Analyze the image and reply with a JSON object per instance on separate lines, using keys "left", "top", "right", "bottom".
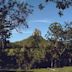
{"left": 12, "top": 29, "right": 32, "bottom": 34}
{"left": 28, "top": 19, "right": 52, "bottom": 23}
{"left": 12, "top": 31, "right": 32, "bottom": 34}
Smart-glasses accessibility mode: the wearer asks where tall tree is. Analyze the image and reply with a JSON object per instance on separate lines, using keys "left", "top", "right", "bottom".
{"left": 0, "top": 0, "right": 32, "bottom": 50}
{"left": 32, "top": 28, "right": 41, "bottom": 48}
{"left": 46, "top": 22, "right": 72, "bottom": 67}
{"left": 46, "top": 22, "right": 64, "bottom": 49}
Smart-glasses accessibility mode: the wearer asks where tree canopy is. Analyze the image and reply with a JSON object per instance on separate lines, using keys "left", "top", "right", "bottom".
{"left": 39, "top": 0, "right": 72, "bottom": 16}
{"left": 0, "top": 0, "right": 33, "bottom": 49}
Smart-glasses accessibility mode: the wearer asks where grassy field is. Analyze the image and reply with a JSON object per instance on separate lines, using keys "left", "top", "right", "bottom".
{"left": 31, "top": 67, "right": 72, "bottom": 72}
{"left": 1, "top": 66, "right": 72, "bottom": 72}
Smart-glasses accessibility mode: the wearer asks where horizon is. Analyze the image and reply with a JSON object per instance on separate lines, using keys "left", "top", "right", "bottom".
{"left": 9, "top": 0, "right": 72, "bottom": 42}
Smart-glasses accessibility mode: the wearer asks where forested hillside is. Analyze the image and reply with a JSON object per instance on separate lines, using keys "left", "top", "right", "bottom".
{"left": 0, "top": 25, "right": 71, "bottom": 70}
{"left": 0, "top": 0, "right": 72, "bottom": 71}
{"left": 12, "top": 36, "right": 48, "bottom": 48}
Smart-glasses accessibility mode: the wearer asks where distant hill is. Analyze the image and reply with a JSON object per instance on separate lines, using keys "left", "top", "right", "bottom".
{"left": 11, "top": 35, "right": 48, "bottom": 48}
{"left": 11, "top": 28, "right": 49, "bottom": 48}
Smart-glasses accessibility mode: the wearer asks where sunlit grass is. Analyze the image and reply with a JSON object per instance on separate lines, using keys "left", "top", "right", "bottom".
{"left": 0, "top": 66, "right": 72, "bottom": 72}
{"left": 31, "top": 66, "right": 72, "bottom": 72}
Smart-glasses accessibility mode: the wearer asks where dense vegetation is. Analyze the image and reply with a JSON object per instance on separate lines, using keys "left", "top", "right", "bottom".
{"left": 0, "top": 23, "right": 72, "bottom": 70}
{"left": 0, "top": 0, "right": 72, "bottom": 71}
{"left": 0, "top": 0, "right": 32, "bottom": 51}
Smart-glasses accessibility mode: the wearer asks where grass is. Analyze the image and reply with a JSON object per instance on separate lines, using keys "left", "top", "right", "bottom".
{"left": 31, "top": 66, "right": 72, "bottom": 72}
{"left": 0, "top": 66, "right": 72, "bottom": 72}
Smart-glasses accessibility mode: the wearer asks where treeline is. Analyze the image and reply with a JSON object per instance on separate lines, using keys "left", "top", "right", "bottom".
{"left": 0, "top": 22, "right": 72, "bottom": 70}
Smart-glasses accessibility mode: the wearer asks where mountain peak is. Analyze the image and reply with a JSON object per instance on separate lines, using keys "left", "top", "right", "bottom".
{"left": 32, "top": 28, "right": 41, "bottom": 37}
{"left": 12, "top": 33, "right": 48, "bottom": 48}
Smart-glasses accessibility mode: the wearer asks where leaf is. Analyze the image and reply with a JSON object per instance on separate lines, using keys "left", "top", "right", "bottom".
{"left": 38, "top": 4, "right": 44, "bottom": 10}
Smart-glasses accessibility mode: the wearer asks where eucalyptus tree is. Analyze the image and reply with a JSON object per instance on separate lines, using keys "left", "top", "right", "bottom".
{"left": 45, "top": 22, "right": 63, "bottom": 67}
{"left": 32, "top": 28, "right": 41, "bottom": 48}
{"left": 46, "top": 22, "right": 72, "bottom": 67}
{"left": 0, "top": 0, "right": 33, "bottom": 50}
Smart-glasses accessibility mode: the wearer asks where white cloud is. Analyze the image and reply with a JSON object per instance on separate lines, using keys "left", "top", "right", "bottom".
{"left": 12, "top": 31, "right": 32, "bottom": 34}
{"left": 12, "top": 29, "right": 32, "bottom": 34}
{"left": 28, "top": 19, "right": 53, "bottom": 23}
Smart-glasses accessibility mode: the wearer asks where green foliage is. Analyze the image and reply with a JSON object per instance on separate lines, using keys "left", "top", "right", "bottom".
{"left": 13, "top": 34, "right": 48, "bottom": 48}
{"left": 31, "top": 48, "right": 46, "bottom": 62}
{"left": 0, "top": 0, "right": 32, "bottom": 29}
{"left": 39, "top": 0, "right": 72, "bottom": 16}
{"left": 1, "top": 22, "right": 72, "bottom": 69}
{"left": 0, "top": 0, "right": 33, "bottom": 50}
{"left": 33, "top": 28, "right": 41, "bottom": 37}
{"left": 48, "top": 22, "right": 63, "bottom": 40}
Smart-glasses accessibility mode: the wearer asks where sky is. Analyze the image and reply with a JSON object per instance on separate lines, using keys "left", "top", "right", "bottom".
{"left": 10, "top": 0, "right": 72, "bottom": 42}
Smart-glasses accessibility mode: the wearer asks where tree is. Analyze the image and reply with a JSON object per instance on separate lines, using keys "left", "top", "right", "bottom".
{"left": 29, "top": 48, "right": 46, "bottom": 68}
{"left": 49, "top": 22, "right": 63, "bottom": 40}
{"left": 33, "top": 28, "right": 41, "bottom": 36}
{"left": 46, "top": 22, "right": 64, "bottom": 49}
{"left": 0, "top": 0, "right": 32, "bottom": 50}
{"left": 46, "top": 22, "right": 72, "bottom": 67}
{"left": 39, "top": 0, "right": 72, "bottom": 16}
{"left": 32, "top": 28, "right": 41, "bottom": 48}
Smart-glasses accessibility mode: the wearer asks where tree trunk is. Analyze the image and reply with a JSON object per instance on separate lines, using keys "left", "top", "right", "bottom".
{"left": 51, "top": 59, "right": 53, "bottom": 68}
{"left": 2, "top": 40, "right": 4, "bottom": 50}
{"left": 54, "top": 59, "right": 56, "bottom": 67}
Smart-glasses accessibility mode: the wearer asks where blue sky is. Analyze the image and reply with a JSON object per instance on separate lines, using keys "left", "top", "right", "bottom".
{"left": 10, "top": 0, "right": 72, "bottom": 42}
